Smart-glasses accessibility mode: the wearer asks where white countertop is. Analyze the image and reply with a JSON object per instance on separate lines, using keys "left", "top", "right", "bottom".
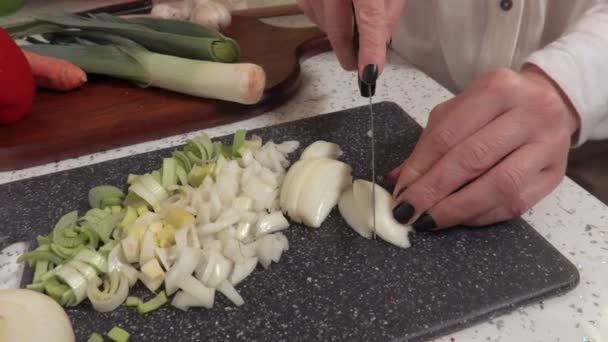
{"left": 1, "top": 15, "right": 607, "bottom": 342}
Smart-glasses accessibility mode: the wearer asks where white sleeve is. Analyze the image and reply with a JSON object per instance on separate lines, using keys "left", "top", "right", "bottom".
{"left": 524, "top": 3, "right": 608, "bottom": 147}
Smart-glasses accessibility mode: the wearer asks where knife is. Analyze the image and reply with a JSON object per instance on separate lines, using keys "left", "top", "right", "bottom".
{"left": 352, "top": 3, "right": 378, "bottom": 239}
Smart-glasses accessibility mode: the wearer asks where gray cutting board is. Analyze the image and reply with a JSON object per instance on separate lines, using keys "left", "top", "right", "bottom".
{"left": 0, "top": 102, "right": 579, "bottom": 341}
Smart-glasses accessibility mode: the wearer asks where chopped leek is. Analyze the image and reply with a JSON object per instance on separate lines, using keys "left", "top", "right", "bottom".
{"left": 231, "top": 129, "right": 247, "bottom": 158}
{"left": 88, "top": 185, "right": 125, "bottom": 209}
{"left": 125, "top": 296, "right": 142, "bottom": 307}
{"left": 87, "top": 332, "right": 104, "bottom": 342}
{"left": 107, "top": 326, "right": 130, "bottom": 342}
{"left": 137, "top": 291, "right": 168, "bottom": 314}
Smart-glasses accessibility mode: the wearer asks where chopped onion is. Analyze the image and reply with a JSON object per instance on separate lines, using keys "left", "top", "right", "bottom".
{"left": 154, "top": 247, "right": 173, "bottom": 270}
{"left": 196, "top": 250, "right": 233, "bottom": 287}
{"left": 276, "top": 141, "right": 300, "bottom": 154}
{"left": 164, "top": 247, "right": 203, "bottom": 295}
{"left": 255, "top": 233, "right": 287, "bottom": 269}
{"left": 232, "top": 196, "right": 253, "bottom": 211}
{"left": 230, "top": 257, "right": 258, "bottom": 286}
{"left": 120, "top": 234, "right": 140, "bottom": 264}
{"left": 108, "top": 245, "right": 139, "bottom": 287}
{"left": 217, "top": 280, "right": 244, "bottom": 306}
{"left": 139, "top": 229, "right": 156, "bottom": 265}
{"left": 175, "top": 275, "right": 215, "bottom": 308}
{"left": 171, "top": 289, "right": 213, "bottom": 311}
{"left": 299, "top": 141, "right": 343, "bottom": 160}
{"left": 255, "top": 211, "right": 289, "bottom": 237}
{"left": 235, "top": 221, "right": 253, "bottom": 242}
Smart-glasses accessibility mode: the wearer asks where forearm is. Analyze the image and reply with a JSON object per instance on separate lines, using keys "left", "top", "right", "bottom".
{"left": 524, "top": 2, "right": 608, "bottom": 146}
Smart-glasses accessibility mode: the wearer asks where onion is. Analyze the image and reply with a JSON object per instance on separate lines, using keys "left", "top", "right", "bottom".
{"left": 217, "top": 280, "right": 244, "bottom": 306}
{"left": 255, "top": 211, "right": 289, "bottom": 237}
{"left": 256, "top": 233, "right": 287, "bottom": 269}
{"left": 171, "top": 289, "right": 213, "bottom": 311}
{"left": 343, "top": 180, "right": 413, "bottom": 249}
{"left": 120, "top": 234, "right": 139, "bottom": 264}
{"left": 300, "top": 141, "right": 343, "bottom": 160}
{"left": 155, "top": 247, "right": 173, "bottom": 270}
{"left": 287, "top": 158, "right": 352, "bottom": 228}
{"left": 230, "top": 257, "right": 258, "bottom": 286}
{"left": 108, "top": 245, "right": 139, "bottom": 287}
{"left": 164, "top": 247, "right": 202, "bottom": 295}
{"left": 233, "top": 196, "right": 253, "bottom": 211}
{"left": 175, "top": 275, "right": 215, "bottom": 308}
{"left": 338, "top": 187, "right": 372, "bottom": 239}
{"left": 139, "top": 229, "right": 156, "bottom": 265}
{"left": 86, "top": 271, "right": 129, "bottom": 312}
{"left": 196, "top": 250, "right": 233, "bottom": 287}
{"left": 0, "top": 289, "right": 75, "bottom": 342}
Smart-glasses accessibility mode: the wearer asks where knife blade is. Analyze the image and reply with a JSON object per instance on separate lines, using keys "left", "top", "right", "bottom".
{"left": 352, "top": 3, "right": 377, "bottom": 239}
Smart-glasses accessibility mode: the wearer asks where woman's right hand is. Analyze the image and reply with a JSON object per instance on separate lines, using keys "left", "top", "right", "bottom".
{"left": 297, "top": 0, "right": 406, "bottom": 76}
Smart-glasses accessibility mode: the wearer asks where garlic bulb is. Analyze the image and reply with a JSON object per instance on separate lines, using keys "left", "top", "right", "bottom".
{"left": 151, "top": 1, "right": 190, "bottom": 20}
{"left": 190, "top": 0, "right": 232, "bottom": 31}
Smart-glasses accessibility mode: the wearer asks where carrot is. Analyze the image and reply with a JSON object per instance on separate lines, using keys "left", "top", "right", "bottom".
{"left": 22, "top": 49, "right": 87, "bottom": 91}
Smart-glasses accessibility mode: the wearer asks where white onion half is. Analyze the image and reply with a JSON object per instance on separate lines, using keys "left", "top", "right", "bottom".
{"left": 0, "top": 289, "right": 75, "bottom": 342}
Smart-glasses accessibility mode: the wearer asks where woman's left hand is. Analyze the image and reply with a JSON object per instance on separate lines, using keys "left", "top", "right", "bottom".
{"left": 389, "top": 66, "right": 580, "bottom": 231}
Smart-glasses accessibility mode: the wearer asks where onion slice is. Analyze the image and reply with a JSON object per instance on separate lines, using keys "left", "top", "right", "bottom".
{"left": 86, "top": 271, "right": 129, "bottom": 312}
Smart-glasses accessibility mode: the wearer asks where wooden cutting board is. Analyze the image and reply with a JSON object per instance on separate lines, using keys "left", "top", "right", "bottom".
{"left": 0, "top": 15, "right": 330, "bottom": 171}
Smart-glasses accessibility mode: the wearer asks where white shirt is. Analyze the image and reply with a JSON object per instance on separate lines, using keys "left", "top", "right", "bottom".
{"left": 390, "top": 0, "right": 608, "bottom": 146}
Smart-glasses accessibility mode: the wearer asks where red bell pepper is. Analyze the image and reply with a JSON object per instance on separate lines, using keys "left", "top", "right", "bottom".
{"left": 0, "top": 27, "right": 35, "bottom": 124}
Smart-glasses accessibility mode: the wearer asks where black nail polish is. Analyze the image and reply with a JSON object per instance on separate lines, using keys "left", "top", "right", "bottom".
{"left": 413, "top": 214, "right": 437, "bottom": 232}
{"left": 358, "top": 64, "right": 377, "bottom": 97}
{"left": 393, "top": 202, "right": 415, "bottom": 224}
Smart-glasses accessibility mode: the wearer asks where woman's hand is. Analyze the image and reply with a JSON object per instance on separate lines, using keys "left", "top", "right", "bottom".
{"left": 389, "top": 66, "right": 581, "bottom": 231}
{"left": 297, "top": 0, "right": 406, "bottom": 75}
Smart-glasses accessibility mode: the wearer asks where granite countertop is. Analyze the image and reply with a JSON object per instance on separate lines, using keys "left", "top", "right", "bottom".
{"left": 1, "top": 14, "right": 607, "bottom": 342}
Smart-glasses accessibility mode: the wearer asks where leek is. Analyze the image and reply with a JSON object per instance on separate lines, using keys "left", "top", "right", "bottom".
{"left": 107, "top": 327, "right": 130, "bottom": 342}
{"left": 88, "top": 185, "right": 125, "bottom": 209}
{"left": 10, "top": 12, "right": 266, "bottom": 104}
{"left": 87, "top": 333, "right": 104, "bottom": 342}
{"left": 137, "top": 291, "right": 168, "bottom": 314}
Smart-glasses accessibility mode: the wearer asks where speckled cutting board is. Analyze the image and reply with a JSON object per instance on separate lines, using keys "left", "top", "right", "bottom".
{"left": 0, "top": 102, "right": 579, "bottom": 342}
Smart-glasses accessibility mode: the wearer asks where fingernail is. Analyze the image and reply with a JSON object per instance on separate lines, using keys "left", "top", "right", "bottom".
{"left": 358, "top": 64, "right": 377, "bottom": 97}
{"left": 413, "top": 214, "right": 437, "bottom": 232}
{"left": 393, "top": 201, "right": 415, "bottom": 224}
{"left": 394, "top": 186, "right": 407, "bottom": 198}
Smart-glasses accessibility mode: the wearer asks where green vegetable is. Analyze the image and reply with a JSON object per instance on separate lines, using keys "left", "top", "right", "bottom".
{"left": 232, "top": 129, "right": 247, "bottom": 157}
{"left": 125, "top": 296, "right": 142, "bottom": 307}
{"left": 87, "top": 332, "right": 105, "bottom": 342}
{"left": 162, "top": 158, "right": 177, "bottom": 189}
{"left": 9, "top": 13, "right": 266, "bottom": 105}
{"left": 137, "top": 291, "right": 167, "bottom": 314}
{"left": 33, "top": 260, "right": 49, "bottom": 283}
{"left": 129, "top": 174, "right": 168, "bottom": 211}
{"left": 107, "top": 326, "right": 130, "bottom": 342}
{"left": 88, "top": 185, "right": 125, "bottom": 209}
{"left": 43, "top": 277, "right": 70, "bottom": 303}
{"left": 17, "top": 249, "right": 64, "bottom": 265}
{"left": 188, "top": 163, "right": 215, "bottom": 187}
